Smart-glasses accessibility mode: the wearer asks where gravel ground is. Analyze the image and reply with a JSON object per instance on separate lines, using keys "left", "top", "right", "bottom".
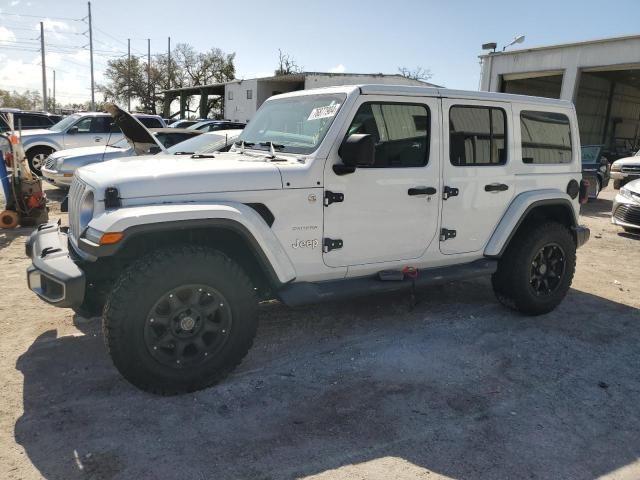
{"left": 1, "top": 184, "right": 639, "bottom": 480}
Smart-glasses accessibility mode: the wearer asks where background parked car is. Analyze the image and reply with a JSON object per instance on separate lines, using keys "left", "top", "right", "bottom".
{"left": 164, "top": 129, "right": 242, "bottom": 155}
{"left": 41, "top": 128, "right": 202, "bottom": 188}
{"left": 581, "top": 145, "right": 610, "bottom": 199}
{"left": 19, "top": 112, "right": 165, "bottom": 174}
{"left": 0, "top": 109, "right": 62, "bottom": 132}
{"left": 611, "top": 149, "right": 640, "bottom": 189}
{"left": 611, "top": 178, "right": 640, "bottom": 233}
{"left": 169, "top": 119, "right": 199, "bottom": 129}
{"left": 188, "top": 120, "right": 246, "bottom": 132}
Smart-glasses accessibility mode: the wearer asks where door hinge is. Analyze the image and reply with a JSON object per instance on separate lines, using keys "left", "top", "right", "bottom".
{"left": 324, "top": 190, "right": 344, "bottom": 206}
{"left": 440, "top": 228, "right": 457, "bottom": 241}
{"left": 442, "top": 186, "right": 459, "bottom": 200}
{"left": 323, "top": 238, "right": 343, "bottom": 252}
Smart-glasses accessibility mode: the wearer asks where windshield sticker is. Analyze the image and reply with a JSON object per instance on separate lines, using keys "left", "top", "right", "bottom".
{"left": 307, "top": 104, "right": 341, "bottom": 121}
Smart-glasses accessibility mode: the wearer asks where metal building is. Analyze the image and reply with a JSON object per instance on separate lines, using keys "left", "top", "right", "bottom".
{"left": 479, "top": 35, "right": 640, "bottom": 156}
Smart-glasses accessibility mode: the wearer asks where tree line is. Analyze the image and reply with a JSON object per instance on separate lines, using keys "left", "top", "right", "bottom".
{"left": 0, "top": 46, "right": 431, "bottom": 117}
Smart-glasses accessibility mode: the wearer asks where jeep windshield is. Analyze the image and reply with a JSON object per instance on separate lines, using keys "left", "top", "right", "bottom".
{"left": 49, "top": 114, "right": 81, "bottom": 132}
{"left": 236, "top": 93, "right": 346, "bottom": 155}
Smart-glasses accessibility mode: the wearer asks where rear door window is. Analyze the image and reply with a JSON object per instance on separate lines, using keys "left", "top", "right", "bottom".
{"left": 449, "top": 106, "right": 507, "bottom": 166}
{"left": 520, "top": 111, "right": 572, "bottom": 164}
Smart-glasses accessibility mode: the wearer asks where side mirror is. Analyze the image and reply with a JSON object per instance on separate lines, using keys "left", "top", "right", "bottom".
{"left": 67, "top": 126, "right": 78, "bottom": 135}
{"left": 335, "top": 134, "right": 375, "bottom": 174}
{"left": 148, "top": 146, "right": 161, "bottom": 154}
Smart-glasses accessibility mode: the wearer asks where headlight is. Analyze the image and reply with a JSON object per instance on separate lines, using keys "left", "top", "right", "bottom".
{"left": 55, "top": 157, "right": 65, "bottom": 169}
{"left": 84, "top": 226, "right": 103, "bottom": 243}
{"left": 620, "top": 187, "right": 636, "bottom": 201}
{"left": 79, "top": 191, "right": 94, "bottom": 230}
{"left": 611, "top": 162, "right": 622, "bottom": 172}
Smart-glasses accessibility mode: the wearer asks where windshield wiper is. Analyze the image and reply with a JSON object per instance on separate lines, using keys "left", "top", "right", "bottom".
{"left": 191, "top": 153, "right": 216, "bottom": 159}
{"left": 172, "top": 151, "right": 194, "bottom": 155}
{"left": 234, "top": 141, "right": 255, "bottom": 147}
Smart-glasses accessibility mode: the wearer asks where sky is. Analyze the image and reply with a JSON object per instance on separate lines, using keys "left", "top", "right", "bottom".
{"left": 0, "top": 0, "right": 639, "bottom": 106}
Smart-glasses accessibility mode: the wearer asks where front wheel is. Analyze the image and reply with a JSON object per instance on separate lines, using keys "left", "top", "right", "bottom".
{"left": 26, "top": 146, "right": 54, "bottom": 175}
{"left": 103, "top": 246, "right": 258, "bottom": 395}
{"left": 492, "top": 222, "right": 576, "bottom": 316}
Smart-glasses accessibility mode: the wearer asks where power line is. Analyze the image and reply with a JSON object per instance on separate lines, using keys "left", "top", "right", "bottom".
{"left": 0, "top": 11, "right": 82, "bottom": 22}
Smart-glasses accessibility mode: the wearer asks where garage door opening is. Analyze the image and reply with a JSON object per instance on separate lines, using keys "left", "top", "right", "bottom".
{"left": 575, "top": 68, "right": 640, "bottom": 157}
{"left": 500, "top": 73, "right": 564, "bottom": 99}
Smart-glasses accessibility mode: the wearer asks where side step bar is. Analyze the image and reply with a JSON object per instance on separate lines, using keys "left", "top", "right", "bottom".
{"left": 278, "top": 259, "right": 498, "bottom": 307}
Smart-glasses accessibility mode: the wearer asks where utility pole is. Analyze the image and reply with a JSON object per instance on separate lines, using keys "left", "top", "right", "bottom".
{"left": 147, "top": 38, "right": 151, "bottom": 113}
{"left": 40, "top": 22, "right": 47, "bottom": 111}
{"left": 88, "top": 1, "right": 95, "bottom": 110}
{"left": 53, "top": 69, "right": 56, "bottom": 113}
{"left": 167, "top": 36, "right": 171, "bottom": 90}
{"left": 127, "top": 38, "right": 131, "bottom": 111}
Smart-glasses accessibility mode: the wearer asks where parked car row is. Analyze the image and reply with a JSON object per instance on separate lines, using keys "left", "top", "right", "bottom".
{"left": 27, "top": 107, "right": 244, "bottom": 189}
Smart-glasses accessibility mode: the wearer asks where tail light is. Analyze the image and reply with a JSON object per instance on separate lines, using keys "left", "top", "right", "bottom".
{"left": 579, "top": 179, "right": 589, "bottom": 204}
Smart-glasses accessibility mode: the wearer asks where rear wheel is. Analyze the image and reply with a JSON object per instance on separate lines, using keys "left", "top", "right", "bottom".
{"left": 492, "top": 222, "right": 576, "bottom": 316}
{"left": 26, "top": 146, "right": 54, "bottom": 175}
{"left": 103, "top": 245, "right": 257, "bottom": 395}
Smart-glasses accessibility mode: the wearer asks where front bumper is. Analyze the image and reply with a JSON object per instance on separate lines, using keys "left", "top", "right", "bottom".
{"left": 26, "top": 223, "right": 85, "bottom": 308}
{"left": 41, "top": 167, "right": 73, "bottom": 188}
{"left": 611, "top": 195, "right": 640, "bottom": 229}
{"left": 572, "top": 225, "right": 590, "bottom": 248}
{"left": 611, "top": 171, "right": 640, "bottom": 182}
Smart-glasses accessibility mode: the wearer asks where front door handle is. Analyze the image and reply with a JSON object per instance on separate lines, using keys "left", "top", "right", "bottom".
{"left": 94, "top": 136, "right": 103, "bottom": 142}
{"left": 408, "top": 186, "right": 437, "bottom": 196}
{"left": 484, "top": 183, "right": 509, "bottom": 193}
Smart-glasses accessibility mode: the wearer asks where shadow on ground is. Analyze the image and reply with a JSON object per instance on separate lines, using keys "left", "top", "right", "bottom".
{"left": 14, "top": 280, "right": 640, "bottom": 479}
{"left": 580, "top": 195, "right": 613, "bottom": 219}
{"left": 0, "top": 227, "right": 31, "bottom": 252}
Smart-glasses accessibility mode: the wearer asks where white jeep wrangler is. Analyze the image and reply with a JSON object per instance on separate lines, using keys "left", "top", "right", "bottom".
{"left": 26, "top": 85, "right": 590, "bottom": 395}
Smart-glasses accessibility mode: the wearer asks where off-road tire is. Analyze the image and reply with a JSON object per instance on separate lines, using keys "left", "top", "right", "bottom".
{"left": 26, "top": 146, "right": 54, "bottom": 175}
{"left": 492, "top": 221, "right": 576, "bottom": 316}
{"left": 103, "top": 245, "right": 258, "bottom": 395}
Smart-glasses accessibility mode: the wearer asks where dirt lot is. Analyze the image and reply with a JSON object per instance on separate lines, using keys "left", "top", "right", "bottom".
{"left": 1, "top": 184, "right": 639, "bottom": 480}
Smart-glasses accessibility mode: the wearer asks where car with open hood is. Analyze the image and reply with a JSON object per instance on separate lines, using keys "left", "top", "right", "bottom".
{"left": 40, "top": 126, "right": 203, "bottom": 189}
{"left": 611, "top": 149, "right": 640, "bottom": 189}
{"left": 19, "top": 111, "right": 165, "bottom": 174}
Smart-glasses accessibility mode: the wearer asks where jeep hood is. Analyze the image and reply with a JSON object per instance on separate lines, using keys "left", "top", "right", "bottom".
{"left": 77, "top": 153, "right": 283, "bottom": 199}
{"left": 104, "top": 103, "right": 166, "bottom": 155}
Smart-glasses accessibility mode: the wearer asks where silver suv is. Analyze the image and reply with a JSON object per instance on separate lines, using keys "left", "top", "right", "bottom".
{"left": 20, "top": 112, "right": 165, "bottom": 174}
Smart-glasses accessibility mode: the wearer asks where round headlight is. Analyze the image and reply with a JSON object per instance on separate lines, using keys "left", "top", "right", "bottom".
{"left": 79, "top": 191, "right": 94, "bottom": 230}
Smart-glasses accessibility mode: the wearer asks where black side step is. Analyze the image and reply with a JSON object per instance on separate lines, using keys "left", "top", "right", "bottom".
{"left": 278, "top": 259, "right": 498, "bottom": 307}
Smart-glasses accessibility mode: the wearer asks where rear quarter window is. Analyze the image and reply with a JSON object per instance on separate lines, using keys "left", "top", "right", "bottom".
{"left": 137, "top": 117, "right": 163, "bottom": 128}
{"left": 520, "top": 111, "right": 572, "bottom": 164}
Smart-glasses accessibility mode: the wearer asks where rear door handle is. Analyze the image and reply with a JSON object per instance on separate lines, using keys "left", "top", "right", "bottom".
{"left": 408, "top": 186, "right": 437, "bottom": 196}
{"left": 484, "top": 183, "right": 509, "bottom": 192}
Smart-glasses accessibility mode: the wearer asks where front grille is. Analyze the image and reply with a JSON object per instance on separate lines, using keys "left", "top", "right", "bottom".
{"left": 614, "top": 204, "right": 640, "bottom": 226}
{"left": 621, "top": 164, "right": 640, "bottom": 173}
{"left": 68, "top": 177, "right": 87, "bottom": 241}
{"left": 44, "top": 156, "right": 56, "bottom": 170}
